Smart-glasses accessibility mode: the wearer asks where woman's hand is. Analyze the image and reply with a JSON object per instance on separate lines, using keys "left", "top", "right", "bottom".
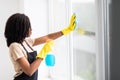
{"left": 36, "top": 40, "right": 54, "bottom": 59}
{"left": 61, "top": 14, "right": 76, "bottom": 35}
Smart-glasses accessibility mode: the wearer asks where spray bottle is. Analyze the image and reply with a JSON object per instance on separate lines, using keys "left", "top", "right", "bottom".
{"left": 45, "top": 51, "right": 55, "bottom": 67}
{"left": 45, "top": 44, "right": 55, "bottom": 79}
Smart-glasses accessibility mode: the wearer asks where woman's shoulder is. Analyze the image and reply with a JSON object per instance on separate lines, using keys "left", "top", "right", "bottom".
{"left": 9, "top": 42, "right": 26, "bottom": 61}
{"left": 9, "top": 42, "right": 21, "bottom": 50}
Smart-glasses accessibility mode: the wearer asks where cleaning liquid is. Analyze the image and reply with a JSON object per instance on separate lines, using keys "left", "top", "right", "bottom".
{"left": 45, "top": 51, "right": 55, "bottom": 67}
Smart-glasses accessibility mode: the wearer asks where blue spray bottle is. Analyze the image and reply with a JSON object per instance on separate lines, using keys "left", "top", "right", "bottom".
{"left": 45, "top": 46, "right": 55, "bottom": 79}
{"left": 45, "top": 51, "right": 55, "bottom": 67}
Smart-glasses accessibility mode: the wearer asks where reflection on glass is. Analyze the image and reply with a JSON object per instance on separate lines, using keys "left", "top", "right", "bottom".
{"left": 72, "top": 0, "right": 97, "bottom": 80}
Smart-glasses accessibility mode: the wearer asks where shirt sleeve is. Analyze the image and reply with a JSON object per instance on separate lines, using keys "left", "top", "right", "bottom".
{"left": 25, "top": 37, "right": 35, "bottom": 46}
{"left": 10, "top": 43, "right": 24, "bottom": 61}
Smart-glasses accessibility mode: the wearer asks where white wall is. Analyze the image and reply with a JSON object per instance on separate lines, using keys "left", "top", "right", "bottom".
{"left": 0, "top": 0, "right": 20, "bottom": 80}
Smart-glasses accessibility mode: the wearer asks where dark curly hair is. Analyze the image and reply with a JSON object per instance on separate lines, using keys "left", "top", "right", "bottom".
{"left": 4, "top": 13, "right": 31, "bottom": 47}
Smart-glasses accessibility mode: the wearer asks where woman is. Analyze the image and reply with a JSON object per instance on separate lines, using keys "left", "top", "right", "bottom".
{"left": 4, "top": 13, "right": 76, "bottom": 80}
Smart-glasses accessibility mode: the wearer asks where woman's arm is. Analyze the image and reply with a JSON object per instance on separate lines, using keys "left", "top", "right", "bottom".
{"left": 17, "top": 57, "right": 43, "bottom": 76}
{"left": 33, "top": 14, "right": 76, "bottom": 46}
{"left": 33, "top": 31, "right": 63, "bottom": 46}
{"left": 17, "top": 41, "right": 53, "bottom": 76}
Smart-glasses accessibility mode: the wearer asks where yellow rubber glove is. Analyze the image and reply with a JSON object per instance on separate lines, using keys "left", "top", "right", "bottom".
{"left": 61, "top": 14, "right": 76, "bottom": 35}
{"left": 36, "top": 40, "right": 54, "bottom": 59}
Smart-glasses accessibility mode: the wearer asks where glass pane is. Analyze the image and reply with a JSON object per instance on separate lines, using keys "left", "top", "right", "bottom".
{"left": 72, "top": 0, "right": 97, "bottom": 80}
